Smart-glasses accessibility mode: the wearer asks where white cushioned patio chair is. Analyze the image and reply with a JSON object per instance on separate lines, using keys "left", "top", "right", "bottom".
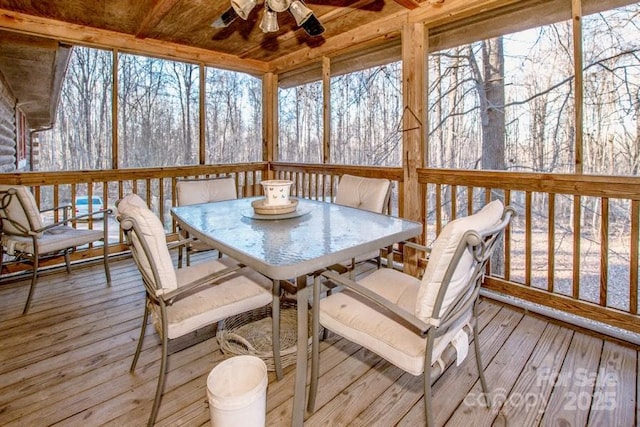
{"left": 308, "top": 200, "right": 515, "bottom": 427}
{"left": 332, "top": 174, "right": 392, "bottom": 277}
{"left": 175, "top": 177, "right": 237, "bottom": 267}
{"left": 0, "top": 185, "right": 111, "bottom": 314}
{"left": 116, "top": 193, "right": 280, "bottom": 427}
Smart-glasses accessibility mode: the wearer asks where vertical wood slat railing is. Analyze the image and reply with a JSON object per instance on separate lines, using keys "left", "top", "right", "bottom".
{"left": 270, "top": 162, "right": 405, "bottom": 217}
{"left": 3, "top": 162, "right": 640, "bottom": 335}
{"left": 417, "top": 168, "right": 640, "bottom": 335}
{"left": 0, "top": 163, "right": 268, "bottom": 272}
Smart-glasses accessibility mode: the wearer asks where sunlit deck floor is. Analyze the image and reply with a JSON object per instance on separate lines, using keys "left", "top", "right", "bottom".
{"left": 0, "top": 254, "right": 638, "bottom": 426}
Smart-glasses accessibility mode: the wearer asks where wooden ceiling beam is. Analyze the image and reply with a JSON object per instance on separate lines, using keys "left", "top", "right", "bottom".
{"left": 392, "top": 0, "right": 422, "bottom": 10}
{"left": 268, "top": 0, "right": 524, "bottom": 74}
{"left": 408, "top": 0, "right": 523, "bottom": 26}
{"left": 268, "top": 10, "right": 407, "bottom": 74}
{"left": 136, "top": 0, "right": 182, "bottom": 38}
{"left": 0, "top": 8, "right": 269, "bottom": 75}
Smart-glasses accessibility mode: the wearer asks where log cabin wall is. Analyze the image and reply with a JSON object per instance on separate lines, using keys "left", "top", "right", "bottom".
{"left": 0, "top": 73, "right": 17, "bottom": 172}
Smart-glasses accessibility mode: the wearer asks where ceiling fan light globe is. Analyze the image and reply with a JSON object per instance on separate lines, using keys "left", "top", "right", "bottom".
{"left": 260, "top": 10, "right": 279, "bottom": 32}
{"left": 301, "top": 13, "right": 325, "bottom": 36}
{"left": 211, "top": 7, "right": 239, "bottom": 28}
{"left": 231, "top": 0, "right": 257, "bottom": 20}
{"left": 267, "top": 0, "right": 291, "bottom": 13}
{"left": 289, "top": 0, "right": 312, "bottom": 25}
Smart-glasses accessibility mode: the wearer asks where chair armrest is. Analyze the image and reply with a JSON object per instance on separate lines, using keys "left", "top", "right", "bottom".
{"left": 402, "top": 241, "right": 432, "bottom": 254}
{"left": 167, "top": 236, "right": 195, "bottom": 251}
{"left": 321, "top": 270, "right": 431, "bottom": 336}
{"left": 39, "top": 204, "right": 73, "bottom": 214}
{"left": 70, "top": 208, "right": 112, "bottom": 222}
{"left": 35, "top": 208, "right": 113, "bottom": 233}
{"left": 40, "top": 204, "right": 73, "bottom": 221}
{"left": 162, "top": 263, "right": 245, "bottom": 303}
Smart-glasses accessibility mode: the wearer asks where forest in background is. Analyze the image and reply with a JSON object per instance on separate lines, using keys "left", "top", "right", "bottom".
{"left": 32, "top": 2, "right": 640, "bottom": 308}
{"left": 38, "top": 4, "right": 639, "bottom": 178}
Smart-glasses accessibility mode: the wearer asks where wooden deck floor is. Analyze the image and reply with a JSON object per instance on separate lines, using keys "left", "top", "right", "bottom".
{"left": 0, "top": 254, "right": 638, "bottom": 426}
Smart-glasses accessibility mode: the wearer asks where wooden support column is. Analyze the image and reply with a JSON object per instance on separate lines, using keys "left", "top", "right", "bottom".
{"left": 571, "top": 0, "right": 583, "bottom": 299}
{"left": 572, "top": 0, "right": 583, "bottom": 174}
{"left": 401, "top": 23, "right": 427, "bottom": 229}
{"left": 111, "top": 49, "right": 118, "bottom": 169}
{"left": 263, "top": 72, "right": 278, "bottom": 179}
{"left": 322, "top": 57, "right": 331, "bottom": 164}
{"left": 199, "top": 63, "right": 206, "bottom": 165}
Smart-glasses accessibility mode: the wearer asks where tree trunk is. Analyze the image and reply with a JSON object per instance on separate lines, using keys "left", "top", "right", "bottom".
{"left": 481, "top": 37, "right": 506, "bottom": 171}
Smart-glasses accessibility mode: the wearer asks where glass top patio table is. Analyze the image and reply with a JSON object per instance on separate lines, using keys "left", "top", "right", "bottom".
{"left": 171, "top": 197, "right": 422, "bottom": 426}
{"left": 171, "top": 197, "right": 422, "bottom": 281}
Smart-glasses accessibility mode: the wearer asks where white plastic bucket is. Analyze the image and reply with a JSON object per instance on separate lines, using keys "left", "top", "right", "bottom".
{"left": 260, "top": 180, "right": 293, "bottom": 206}
{"left": 207, "top": 355, "right": 268, "bottom": 427}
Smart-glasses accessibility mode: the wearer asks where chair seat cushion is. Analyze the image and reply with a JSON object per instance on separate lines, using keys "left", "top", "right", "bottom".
{"left": 319, "top": 268, "right": 471, "bottom": 376}
{"left": 2, "top": 226, "right": 104, "bottom": 255}
{"left": 162, "top": 257, "right": 272, "bottom": 339}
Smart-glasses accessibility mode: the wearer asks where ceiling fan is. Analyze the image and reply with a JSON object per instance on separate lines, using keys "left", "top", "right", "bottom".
{"left": 211, "top": 0, "right": 325, "bottom": 37}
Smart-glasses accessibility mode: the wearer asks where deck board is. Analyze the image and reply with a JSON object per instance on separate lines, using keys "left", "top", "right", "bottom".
{"left": 496, "top": 323, "right": 574, "bottom": 426}
{"left": 444, "top": 313, "right": 548, "bottom": 427}
{"left": 587, "top": 340, "right": 637, "bottom": 427}
{"left": 540, "top": 332, "right": 604, "bottom": 426}
{"left": 396, "top": 304, "right": 523, "bottom": 426}
{"left": 0, "top": 255, "right": 637, "bottom": 427}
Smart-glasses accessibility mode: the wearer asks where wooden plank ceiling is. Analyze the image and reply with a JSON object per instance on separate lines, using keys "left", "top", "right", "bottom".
{"left": 0, "top": 0, "right": 410, "bottom": 64}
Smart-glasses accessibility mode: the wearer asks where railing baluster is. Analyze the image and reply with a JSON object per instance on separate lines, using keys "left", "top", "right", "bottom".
{"left": 504, "top": 189, "right": 511, "bottom": 282}
{"left": 451, "top": 185, "right": 457, "bottom": 220}
{"left": 573, "top": 195, "right": 581, "bottom": 299}
{"left": 548, "top": 193, "right": 556, "bottom": 293}
{"left": 159, "top": 177, "right": 165, "bottom": 228}
{"left": 631, "top": 200, "right": 639, "bottom": 315}
{"left": 53, "top": 185, "right": 60, "bottom": 223}
{"left": 526, "top": 191, "right": 532, "bottom": 287}
{"left": 600, "top": 197, "right": 609, "bottom": 307}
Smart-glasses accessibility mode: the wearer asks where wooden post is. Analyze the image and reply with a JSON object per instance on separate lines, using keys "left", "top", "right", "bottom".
{"left": 322, "top": 57, "right": 331, "bottom": 164}
{"left": 402, "top": 23, "right": 427, "bottom": 275}
{"left": 572, "top": 0, "right": 583, "bottom": 174}
{"left": 199, "top": 63, "right": 205, "bottom": 165}
{"left": 263, "top": 72, "right": 278, "bottom": 179}
{"left": 111, "top": 49, "right": 118, "bottom": 169}
{"left": 401, "top": 23, "right": 427, "bottom": 227}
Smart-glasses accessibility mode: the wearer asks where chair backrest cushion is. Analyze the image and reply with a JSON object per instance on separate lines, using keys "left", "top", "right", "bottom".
{"left": 416, "top": 199, "right": 504, "bottom": 322}
{"left": 176, "top": 177, "right": 237, "bottom": 207}
{"left": 116, "top": 192, "right": 148, "bottom": 212}
{"left": 335, "top": 174, "right": 391, "bottom": 213}
{"left": 0, "top": 185, "right": 45, "bottom": 236}
{"left": 118, "top": 193, "right": 178, "bottom": 292}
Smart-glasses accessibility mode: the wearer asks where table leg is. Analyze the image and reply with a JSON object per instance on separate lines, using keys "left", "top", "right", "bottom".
{"left": 291, "top": 275, "right": 309, "bottom": 427}
{"left": 272, "top": 279, "right": 283, "bottom": 380}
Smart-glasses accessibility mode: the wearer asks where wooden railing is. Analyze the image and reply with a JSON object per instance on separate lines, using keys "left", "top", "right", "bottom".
{"left": 270, "top": 162, "right": 405, "bottom": 216}
{"left": 0, "top": 163, "right": 268, "bottom": 270}
{"left": 3, "top": 161, "right": 640, "bottom": 336}
{"left": 417, "top": 168, "right": 640, "bottom": 335}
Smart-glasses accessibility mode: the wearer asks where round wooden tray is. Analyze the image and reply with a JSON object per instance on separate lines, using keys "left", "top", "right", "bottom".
{"left": 251, "top": 197, "right": 298, "bottom": 215}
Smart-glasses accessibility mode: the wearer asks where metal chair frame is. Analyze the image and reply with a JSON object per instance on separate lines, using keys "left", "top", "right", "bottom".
{"left": 0, "top": 187, "right": 111, "bottom": 314}
{"left": 119, "top": 208, "right": 281, "bottom": 427}
{"left": 309, "top": 206, "right": 515, "bottom": 427}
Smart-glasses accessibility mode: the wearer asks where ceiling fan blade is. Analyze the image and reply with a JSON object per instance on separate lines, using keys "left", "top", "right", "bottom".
{"left": 211, "top": 7, "right": 239, "bottom": 28}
